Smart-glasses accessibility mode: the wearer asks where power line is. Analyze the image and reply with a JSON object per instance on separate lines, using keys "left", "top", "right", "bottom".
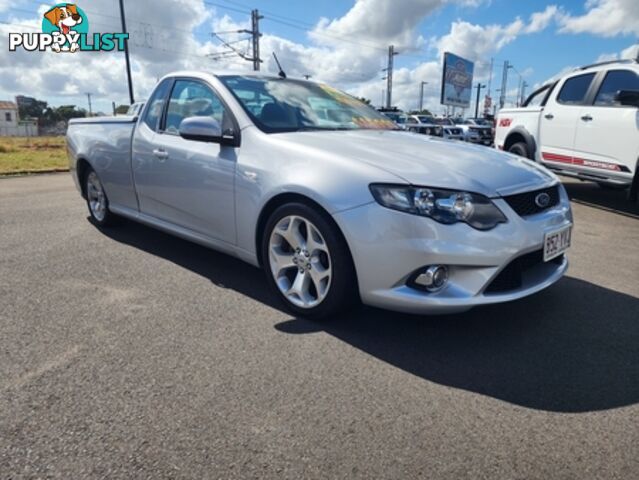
{"left": 209, "top": 9, "right": 262, "bottom": 70}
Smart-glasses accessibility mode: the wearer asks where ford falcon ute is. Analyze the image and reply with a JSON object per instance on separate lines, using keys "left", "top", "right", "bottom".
{"left": 67, "top": 72, "right": 573, "bottom": 318}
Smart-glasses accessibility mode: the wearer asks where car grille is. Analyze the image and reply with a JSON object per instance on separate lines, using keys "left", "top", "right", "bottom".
{"left": 503, "top": 185, "right": 560, "bottom": 217}
{"left": 485, "top": 249, "right": 564, "bottom": 293}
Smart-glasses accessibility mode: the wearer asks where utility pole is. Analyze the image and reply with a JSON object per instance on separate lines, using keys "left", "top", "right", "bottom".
{"left": 474, "top": 83, "right": 485, "bottom": 118}
{"left": 486, "top": 57, "right": 494, "bottom": 97}
{"left": 213, "top": 9, "right": 262, "bottom": 69}
{"left": 250, "top": 9, "right": 263, "bottom": 71}
{"left": 86, "top": 92, "right": 93, "bottom": 116}
{"left": 499, "top": 60, "right": 510, "bottom": 109}
{"left": 385, "top": 45, "right": 399, "bottom": 109}
{"left": 419, "top": 81, "right": 428, "bottom": 112}
{"left": 520, "top": 81, "right": 529, "bottom": 106}
{"left": 118, "top": 0, "right": 135, "bottom": 105}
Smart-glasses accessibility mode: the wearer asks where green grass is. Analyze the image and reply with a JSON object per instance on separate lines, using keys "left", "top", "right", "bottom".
{"left": 0, "top": 136, "right": 68, "bottom": 175}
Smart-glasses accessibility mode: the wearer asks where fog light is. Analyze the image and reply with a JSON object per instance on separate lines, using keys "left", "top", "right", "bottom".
{"left": 414, "top": 265, "right": 448, "bottom": 292}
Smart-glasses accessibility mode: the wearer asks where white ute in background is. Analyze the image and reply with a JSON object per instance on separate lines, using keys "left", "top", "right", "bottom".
{"left": 495, "top": 59, "right": 639, "bottom": 200}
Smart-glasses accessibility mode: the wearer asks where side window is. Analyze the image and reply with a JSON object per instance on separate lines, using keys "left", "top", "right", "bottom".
{"left": 594, "top": 70, "right": 639, "bottom": 106}
{"left": 557, "top": 73, "right": 596, "bottom": 105}
{"left": 406, "top": 117, "right": 417, "bottom": 124}
{"left": 143, "top": 79, "right": 171, "bottom": 131}
{"left": 524, "top": 86, "right": 549, "bottom": 107}
{"left": 164, "top": 80, "right": 228, "bottom": 135}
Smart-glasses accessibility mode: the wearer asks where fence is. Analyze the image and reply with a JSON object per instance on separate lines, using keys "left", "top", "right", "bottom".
{"left": 0, "top": 122, "right": 39, "bottom": 137}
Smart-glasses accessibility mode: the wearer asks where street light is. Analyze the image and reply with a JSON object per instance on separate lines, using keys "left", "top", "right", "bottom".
{"left": 419, "top": 81, "right": 428, "bottom": 112}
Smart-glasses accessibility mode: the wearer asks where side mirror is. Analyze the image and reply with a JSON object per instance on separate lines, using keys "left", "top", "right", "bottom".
{"left": 178, "top": 116, "right": 238, "bottom": 145}
{"left": 614, "top": 90, "right": 639, "bottom": 108}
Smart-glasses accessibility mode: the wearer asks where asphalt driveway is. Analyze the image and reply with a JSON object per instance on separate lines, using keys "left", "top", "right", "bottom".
{"left": 1, "top": 174, "right": 638, "bottom": 479}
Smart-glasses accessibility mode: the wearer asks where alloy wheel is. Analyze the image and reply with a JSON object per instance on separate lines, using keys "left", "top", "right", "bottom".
{"left": 268, "top": 215, "right": 332, "bottom": 309}
{"left": 86, "top": 171, "right": 107, "bottom": 222}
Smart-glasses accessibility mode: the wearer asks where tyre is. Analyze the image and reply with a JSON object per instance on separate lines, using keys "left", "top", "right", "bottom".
{"left": 261, "top": 202, "right": 357, "bottom": 319}
{"left": 84, "top": 167, "right": 118, "bottom": 227}
{"left": 508, "top": 141, "right": 529, "bottom": 158}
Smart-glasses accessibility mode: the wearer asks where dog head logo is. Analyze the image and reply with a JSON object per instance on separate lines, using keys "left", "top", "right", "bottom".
{"left": 10, "top": 4, "right": 125, "bottom": 54}
{"left": 42, "top": 3, "right": 88, "bottom": 53}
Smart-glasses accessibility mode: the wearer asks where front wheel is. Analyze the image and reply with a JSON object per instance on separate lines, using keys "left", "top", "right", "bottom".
{"left": 262, "top": 203, "right": 357, "bottom": 319}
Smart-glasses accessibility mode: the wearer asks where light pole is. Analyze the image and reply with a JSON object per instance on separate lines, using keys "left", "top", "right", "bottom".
{"left": 118, "top": 0, "right": 135, "bottom": 104}
{"left": 474, "top": 83, "right": 486, "bottom": 118}
{"left": 419, "top": 81, "right": 428, "bottom": 112}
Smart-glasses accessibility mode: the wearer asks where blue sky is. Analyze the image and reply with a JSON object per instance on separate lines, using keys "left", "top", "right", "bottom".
{"left": 1, "top": 0, "right": 638, "bottom": 113}
{"left": 197, "top": 0, "right": 636, "bottom": 92}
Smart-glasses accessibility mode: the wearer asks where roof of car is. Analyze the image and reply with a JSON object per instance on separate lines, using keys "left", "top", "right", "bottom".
{"left": 576, "top": 58, "right": 638, "bottom": 73}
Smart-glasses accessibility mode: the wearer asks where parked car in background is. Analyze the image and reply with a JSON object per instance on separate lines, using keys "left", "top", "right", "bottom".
{"left": 495, "top": 59, "right": 639, "bottom": 199}
{"left": 433, "top": 117, "right": 465, "bottom": 141}
{"left": 466, "top": 118, "right": 495, "bottom": 144}
{"left": 456, "top": 118, "right": 493, "bottom": 145}
{"left": 66, "top": 71, "right": 572, "bottom": 318}
{"left": 405, "top": 114, "right": 443, "bottom": 136}
{"left": 379, "top": 110, "right": 408, "bottom": 130}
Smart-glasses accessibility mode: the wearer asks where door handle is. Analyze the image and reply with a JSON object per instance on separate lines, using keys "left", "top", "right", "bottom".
{"left": 544, "top": 113, "right": 554, "bottom": 120}
{"left": 581, "top": 114, "right": 593, "bottom": 122}
{"left": 152, "top": 148, "right": 169, "bottom": 160}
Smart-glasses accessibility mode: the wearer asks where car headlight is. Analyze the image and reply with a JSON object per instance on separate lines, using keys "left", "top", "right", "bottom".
{"left": 369, "top": 184, "right": 507, "bottom": 230}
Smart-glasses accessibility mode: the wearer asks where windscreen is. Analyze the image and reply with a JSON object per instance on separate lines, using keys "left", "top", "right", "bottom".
{"left": 219, "top": 75, "right": 399, "bottom": 133}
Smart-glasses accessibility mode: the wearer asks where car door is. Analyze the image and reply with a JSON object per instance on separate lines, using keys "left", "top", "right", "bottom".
{"left": 539, "top": 72, "right": 596, "bottom": 167}
{"left": 133, "top": 78, "right": 238, "bottom": 245}
{"left": 573, "top": 69, "right": 639, "bottom": 176}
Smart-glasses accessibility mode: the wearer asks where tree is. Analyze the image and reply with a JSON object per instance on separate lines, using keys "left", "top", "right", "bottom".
{"left": 42, "top": 105, "right": 88, "bottom": 125}
{"left": 358, "top": 97, "right": 372, "bottom": 105}
{"left": 18, "top": 98, "right": 48, "bottom": 121}
{"left": 115, "top": 104, "right": 130, "bottom": 115}
{"left": 408, "top": 109, "right": 433, "bottom": 116}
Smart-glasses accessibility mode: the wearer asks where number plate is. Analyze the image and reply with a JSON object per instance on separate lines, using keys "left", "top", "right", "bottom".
{"left": 543, "top": 225, "right": 572, "bottom": 262}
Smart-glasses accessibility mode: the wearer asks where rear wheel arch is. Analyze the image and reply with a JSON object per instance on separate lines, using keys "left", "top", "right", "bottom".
{"left": 504, "top": 128, "right": 536, "bottom": 160}
{"left": 76, "top": 158, "right": 92, "bottom": 199}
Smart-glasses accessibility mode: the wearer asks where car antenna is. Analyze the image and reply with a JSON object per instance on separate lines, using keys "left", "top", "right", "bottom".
{"left": 272, "top": 52, "right": 287, "bottom": 79}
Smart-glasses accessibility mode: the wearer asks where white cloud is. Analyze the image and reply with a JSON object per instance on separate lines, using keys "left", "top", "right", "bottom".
{"left": 620, "top": 44, "right": 639, "bottom": 59}
{"left": 525, "top": 5, "right": 558, "bottom": 33}
{"left": 436, "top": 6, "right": 558, "bottom": 63}
{"left": 594, "top": 43, "right": 639, "bottom": 63}
{"left": 559, "top": 0, "right": 639, "bottom": 37}
{"left": 311, "top": 0, "right": 444, "bottom": 49}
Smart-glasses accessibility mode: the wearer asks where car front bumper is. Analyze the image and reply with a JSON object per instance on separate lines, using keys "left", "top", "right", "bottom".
{"left": 333, "top": 184, "right": 573, "bottom": 314}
